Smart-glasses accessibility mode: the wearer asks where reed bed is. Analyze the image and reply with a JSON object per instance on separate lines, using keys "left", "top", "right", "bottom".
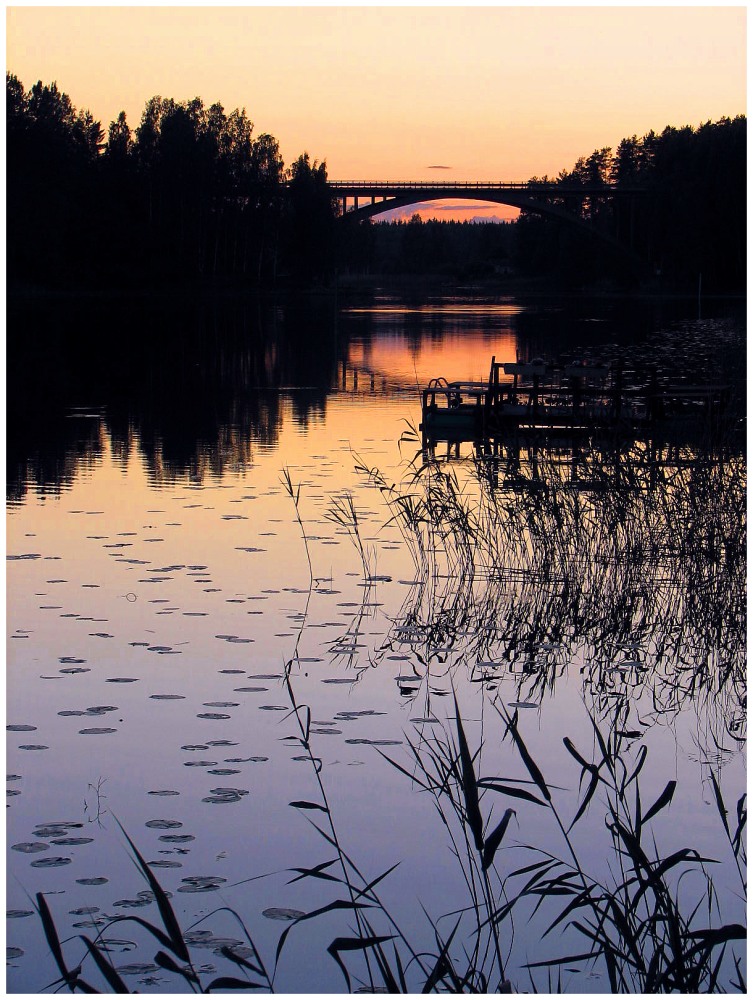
{"left": 33, "top": 689, "right": 746, "bottom": 993}
{"left": 361, "top": 429, "right": 745, "bottom": 744}
{"left": 29, "top": 432, "right": 746, "bottom": 993}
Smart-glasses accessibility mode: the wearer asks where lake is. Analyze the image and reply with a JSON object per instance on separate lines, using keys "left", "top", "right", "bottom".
{"left": 7, "top": 290, "right": 746, "bottom": 993}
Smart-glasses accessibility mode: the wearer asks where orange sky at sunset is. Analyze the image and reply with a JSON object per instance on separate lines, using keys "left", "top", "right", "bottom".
{"left": 6, "top": 5, "right": 746, "bottom": 222}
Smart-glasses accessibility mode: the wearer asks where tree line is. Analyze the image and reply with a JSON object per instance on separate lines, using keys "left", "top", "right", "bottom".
{"left": 346, "top": 118, "right": 745, "bottom": 292}
{"left": 514, "top": 117, "right": 746, "bottom": 291}
{"left": 6, "top": 73, "right": 746, "bottom": 293}
{"left": 7, "top": 73, "right": 335, "bottom": 288}
{"left": 338, "top": 214, "right": 516, "bottom": 280}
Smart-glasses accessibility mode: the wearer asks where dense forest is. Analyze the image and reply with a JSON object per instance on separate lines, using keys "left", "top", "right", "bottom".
{"left": 6, "top": 73, "right": 747, "bottom": 293}
{"left": 6, "top": 74, "right": 335, "bottom": 288}
{"left": 514, "top": 118, "right": 747, "bottom": 291}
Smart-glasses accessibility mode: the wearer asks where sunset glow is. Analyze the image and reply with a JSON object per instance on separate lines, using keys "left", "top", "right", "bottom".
{"left": 6, "top": 5, "right": 746, "bottom": 221}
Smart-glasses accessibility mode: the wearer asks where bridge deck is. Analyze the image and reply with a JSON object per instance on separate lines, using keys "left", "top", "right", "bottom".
{"left": 328, "top": 180, "right": 642, "bottom": 196}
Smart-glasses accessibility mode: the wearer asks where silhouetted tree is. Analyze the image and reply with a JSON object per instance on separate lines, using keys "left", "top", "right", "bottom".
{"left": 7, "top": 72, "right": 745, "bottom": 294}
{"left": 516, "top": 117, "right": 746, "bottom": 291}
{"left": 283, "top": 153, "right": 336, "bottom": 283}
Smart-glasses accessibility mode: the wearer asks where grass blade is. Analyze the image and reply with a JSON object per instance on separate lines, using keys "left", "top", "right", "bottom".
{"left": 80, "top": 935, "right": 131, "bottom": 992}
{"left": 482, "top": 808, "right": 516, "bottom": 870}
{"left": 326, "top": 935, "right": 395, "bottom": 991}
{"left": 113, "top": 816, "right": 190, "bottom": 963}
{"left": 641, "top": 779, "right": 677, "bottom": 825}
{"left": 505, "top": 711, "right": 552, "bottom": 802}
{"left": 453, "top": 694, "right": 484, "bottom": 850}
{"left": 205, "top": 976, "right": 266, "bottom": 991}
{"left": 35, "top": 893, "right": 73, "bottom": 985}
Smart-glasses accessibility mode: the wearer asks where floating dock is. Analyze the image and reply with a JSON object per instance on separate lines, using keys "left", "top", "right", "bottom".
{"left": 420, "top": 357, "right": 730, "bottom": 448}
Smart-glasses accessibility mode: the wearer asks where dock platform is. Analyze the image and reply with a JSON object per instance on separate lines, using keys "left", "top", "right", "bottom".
{"left": 420, "top": 357, "right": 730, "bottom": 448}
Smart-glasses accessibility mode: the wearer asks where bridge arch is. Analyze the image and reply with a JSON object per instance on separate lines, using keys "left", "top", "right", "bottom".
{"left": 329, "top": 181, "right": 645, "bottom": 265}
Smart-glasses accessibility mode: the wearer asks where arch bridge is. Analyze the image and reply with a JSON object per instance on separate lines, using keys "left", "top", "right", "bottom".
{"left": 328, "top": 180, "right": 645, "bottom": 259}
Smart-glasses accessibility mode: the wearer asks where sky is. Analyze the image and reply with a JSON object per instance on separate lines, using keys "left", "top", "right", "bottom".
{"left": 5, "top": 5, "right": 747, "bottom": 222}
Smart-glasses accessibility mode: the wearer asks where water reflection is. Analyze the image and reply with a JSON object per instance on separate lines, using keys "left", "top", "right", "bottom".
{"left": 369, "top": 434, "right": 745, "bottom": 748}
{"left": 8, "top": 295, "right": 345, "bottom": 502}
{"left": 9, "top": 292, "right": 744, "bottom": 505}
{"left": 7, "top": 291, "right": 746, "bottom": 993}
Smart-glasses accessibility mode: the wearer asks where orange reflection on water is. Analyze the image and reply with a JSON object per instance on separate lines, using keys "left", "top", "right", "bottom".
{"left": 344, "top": 307, "right": 520, "bottom": 387}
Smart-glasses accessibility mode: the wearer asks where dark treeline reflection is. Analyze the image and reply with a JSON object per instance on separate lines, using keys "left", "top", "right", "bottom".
{"left": 7, "top": 295, "right": 345, "bottom": 502}
{"left": 9, "top": 292, "right": 746, "bottom": 504}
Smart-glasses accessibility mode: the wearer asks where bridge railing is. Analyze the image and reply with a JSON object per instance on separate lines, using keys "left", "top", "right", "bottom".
{"left": 330, "top": 181, "right": 543, "bottom": 190}
{"left": 327, "top": 180, "right": 641, "bottom": 193}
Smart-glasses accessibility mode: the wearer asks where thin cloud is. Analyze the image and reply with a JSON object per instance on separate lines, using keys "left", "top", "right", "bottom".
{"left": 426, "top": 165, "right": 452, "bottom": 170}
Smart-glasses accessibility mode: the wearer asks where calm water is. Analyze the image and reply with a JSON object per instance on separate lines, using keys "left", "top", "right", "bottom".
{"left": 7, "top": 291, "right": 746, "bottom": 993}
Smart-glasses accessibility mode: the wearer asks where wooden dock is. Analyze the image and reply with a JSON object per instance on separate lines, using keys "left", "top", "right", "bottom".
{"left": 420, "top": 357, "right": 731, "bottom": 449}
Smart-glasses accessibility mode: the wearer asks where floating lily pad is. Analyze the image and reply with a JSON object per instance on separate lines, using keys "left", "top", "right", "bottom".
{"left": 344, "top": 738, "right": 403, "bottom": 746}
{"left": 201, "top": 787, "right": 249, "bottom": 805}
{"left": 177, "top": 875, "right": 228, "bottom": 892}
{"left": 30, "top": 856, "right": 72, "bottom": 868}
{"left": 183, "top": 930, "right": 244, "bottom": 949}
{"left": 115, "top": 963, "right": 159, "bottom": 976}
{"left": 262, "top": 907, "right": 306, "bottom": 921}
{"left": 34, "top": 823, "right": 82, "bottom": 836}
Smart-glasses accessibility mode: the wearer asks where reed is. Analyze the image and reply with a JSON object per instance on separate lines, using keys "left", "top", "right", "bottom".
{"left": 28, "top": 422, "right": 745, "bottom": 993}
{"left": 35, "top": 815, "right": 275, "bottom": 993}
{"left": 369, "top": 434, "right": 745, "bottom": 746}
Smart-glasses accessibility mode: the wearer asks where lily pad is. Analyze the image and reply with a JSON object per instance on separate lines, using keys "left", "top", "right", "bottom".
{"left": 262, "top": 907, "right": 306, "bottom": 921}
